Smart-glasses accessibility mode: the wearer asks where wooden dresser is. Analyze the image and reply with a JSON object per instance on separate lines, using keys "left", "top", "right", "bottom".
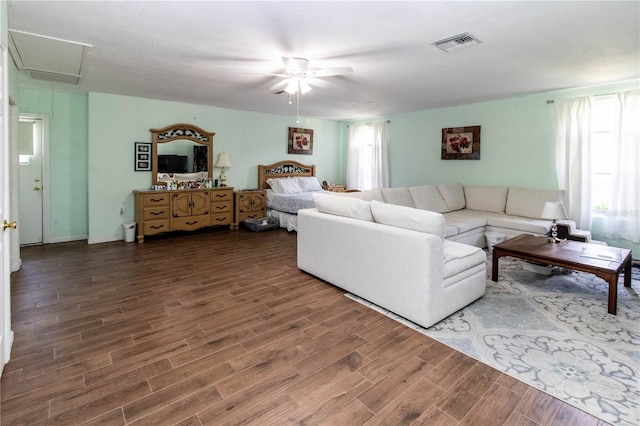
{"left": 233, "top": 189, "right": 267, "bottom": 229}
{"left": 134, "top": 187, "right": 234, "bottom": 242}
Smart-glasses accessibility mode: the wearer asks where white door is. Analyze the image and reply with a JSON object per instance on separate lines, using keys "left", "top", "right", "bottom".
{"left": 18, "top": 117, "right": 43, "bottom": 245}
{"left": 0, "top": 36, "right": 14, "bottom": 371}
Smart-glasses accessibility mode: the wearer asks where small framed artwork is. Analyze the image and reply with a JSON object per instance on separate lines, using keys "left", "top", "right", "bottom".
{"left": 135, "top": 142, "right": 152, "bottom": 171}
{"left": 441, "top": 126, "right": 481, "bottom": 160}
{"left": 288, "top": 127, "right": 314, "bottom": 155}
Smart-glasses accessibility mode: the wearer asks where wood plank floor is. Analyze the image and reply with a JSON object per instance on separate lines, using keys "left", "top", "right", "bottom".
{"left": 1, "top": 228, "right": 608, "bottom": 425}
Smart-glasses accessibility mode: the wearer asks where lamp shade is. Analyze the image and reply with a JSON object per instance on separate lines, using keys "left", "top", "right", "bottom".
{"left": 541, "top": 201, "right": 568, "bottom": 220}
{"left": 215, "top": 152, "right": 232, "bottom": 168}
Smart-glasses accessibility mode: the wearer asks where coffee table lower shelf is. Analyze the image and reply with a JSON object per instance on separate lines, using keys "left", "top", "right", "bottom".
{"left": 491, "top": 234, "right": 632, "bottom": 315}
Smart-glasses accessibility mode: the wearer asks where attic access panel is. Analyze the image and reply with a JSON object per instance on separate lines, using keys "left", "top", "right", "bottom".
{"left": 9, "top": 30, "right": 90, "bottom": 84}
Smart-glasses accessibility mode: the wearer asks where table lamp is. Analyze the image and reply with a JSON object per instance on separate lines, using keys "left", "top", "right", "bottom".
{"left": 541, "top": 201, "right": 568, "bottom": 243}
{"left": 215, "top": 152, "right": 232, "bottom": 187}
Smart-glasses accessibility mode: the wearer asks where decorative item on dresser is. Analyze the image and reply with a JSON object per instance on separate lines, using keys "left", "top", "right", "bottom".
{"left": 134, "top": 187, "right": 234, "bottom": 242}
{"left": 215, "top": 152, "right": 232, "bottom": 187}
{"left": 322, "top": 183, "right": 347, "bottom": 192}
{"left": 233, "top": 189, "right": 267, "bottom": 229}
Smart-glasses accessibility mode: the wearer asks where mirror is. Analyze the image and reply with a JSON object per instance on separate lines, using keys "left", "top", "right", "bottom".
{"left": 150, "top": 123, "right": 215, "bottom": 186}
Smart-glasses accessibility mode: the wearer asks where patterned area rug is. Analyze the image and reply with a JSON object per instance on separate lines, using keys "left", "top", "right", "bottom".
{"left": 346, "top": 255, "right": 640, "bottom": 426}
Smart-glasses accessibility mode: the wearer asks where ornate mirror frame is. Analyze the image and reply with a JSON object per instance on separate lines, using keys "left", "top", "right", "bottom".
{"left": 150, "top": 123, "right": 215, "bottom": 185}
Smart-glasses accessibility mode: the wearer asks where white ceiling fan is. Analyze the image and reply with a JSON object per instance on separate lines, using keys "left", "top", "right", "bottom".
{"left": 265, "top": 57, "right": 354, "bottom": 94}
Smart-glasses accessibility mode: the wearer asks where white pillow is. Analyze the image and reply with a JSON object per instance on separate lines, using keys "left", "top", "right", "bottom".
{"left": 267, "top": 177, "right": 302, "bottom": 194}
{"left": 312, "top": 193, "right": 374, "bottom": 222}
{"left": 370, "top": 200, "right": 445, "bottom": 239}
{"left": 296, "top": 176, "right": 323, "bottom": 192}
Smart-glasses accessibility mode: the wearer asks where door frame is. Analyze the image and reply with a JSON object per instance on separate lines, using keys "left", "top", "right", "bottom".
{"left": 18, "top": 113, "right": 50, "bottom": 245}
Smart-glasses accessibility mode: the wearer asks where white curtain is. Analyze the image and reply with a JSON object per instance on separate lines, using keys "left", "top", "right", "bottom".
{"left": 606, "top": 90, "right": 640, "bottom": 243}
{"left": 347, "top": 121, "right": 389, "bottom": 190}
{"left": 555, "top": 96, "right": 592, "bottom": 230}
{"left": 556, "top": 90, "right": 640, "bottom": 243}
{"left": 371, "top": 121, "right": 390, "bottom": 189}
{"left": 347, "top": 124, "right": 365, "bottom": 190}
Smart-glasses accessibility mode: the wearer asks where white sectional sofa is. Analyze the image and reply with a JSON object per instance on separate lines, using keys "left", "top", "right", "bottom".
{"left": 339, "top": 183, "right": 591, "bottom": 247}
{"left": 297, "top": 196, "right": 487, "bottom": 329}
{"left": 296, "top": 183, "right": 591, "bottom": 329}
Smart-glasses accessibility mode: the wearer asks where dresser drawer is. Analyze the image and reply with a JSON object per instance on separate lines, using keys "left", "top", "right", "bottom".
{"left": 142, "top": 193, "right": 170, "bottom": 207}
{"left": 211, "top": 212, "right": 233, "bottom": 226}
{"left": 172, "top": 215, "right": 211, "bottom": 231}
{"left": 211, "top": 190, "right": 233, "bottom": 202}
{"left": 211, "top": 201, "right": 232, "bottom": 214}
{"left": 143, "top": 220, "right": 170, "bottom": 235}
{"left": 143, "top": 207, "right": 170, "bottom": 221}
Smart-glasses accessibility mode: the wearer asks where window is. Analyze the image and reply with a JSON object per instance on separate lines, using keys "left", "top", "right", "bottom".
{"left": 347, "top": 121, "right": 389, "bottom": 190}
{"left": 590, "top": 95, "right": 616, "bottom": 213}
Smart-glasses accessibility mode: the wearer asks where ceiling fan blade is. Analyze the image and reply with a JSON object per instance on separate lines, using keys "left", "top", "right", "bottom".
{"left": 304, "top": 77, "right": 331, "bottom": 89}
{"left": 270, "top": 79, "right": 289, "bottom": 91}
{"left": 310, "top": 67, "right": 354, "bottom": 77}
{"left": 239, "top": 72, "right": 290, "bottom": 78}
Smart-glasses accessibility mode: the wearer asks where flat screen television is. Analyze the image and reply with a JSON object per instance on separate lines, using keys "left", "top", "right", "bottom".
{"left": 158, "top": 155, "right": 188, "bottom": 174}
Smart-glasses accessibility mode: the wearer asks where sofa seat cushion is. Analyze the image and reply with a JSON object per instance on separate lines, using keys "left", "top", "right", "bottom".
{"left": 486, "top": 214, "right": 551, "bottom": 234}
{"left": 442, "top": 210, "right": 487, "bottom": 234}
{"left": 442, "top": 240, "right": 486, "bottom": 283}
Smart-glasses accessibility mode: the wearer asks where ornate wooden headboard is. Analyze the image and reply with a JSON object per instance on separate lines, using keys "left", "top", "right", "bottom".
{"left": 258, "top": 160, "right": 317, "bottom": 190}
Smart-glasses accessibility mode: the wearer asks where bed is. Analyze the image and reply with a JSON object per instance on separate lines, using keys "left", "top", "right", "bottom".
{"left": 258, "top": 160, "right": 327, "bottom": 231}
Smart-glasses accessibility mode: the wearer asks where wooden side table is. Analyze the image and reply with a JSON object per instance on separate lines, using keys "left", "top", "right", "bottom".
{"left": 233, "top": 189, "right": 267, "bottom": 229}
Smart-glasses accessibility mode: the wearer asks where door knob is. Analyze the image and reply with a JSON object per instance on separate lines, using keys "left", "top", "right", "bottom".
{"left": 34, "top": 186, "right": 41, "bottom": 191}
{"left": 3, "top": 220, "right": 17, "bottom": 231}
{"left": 34, "top": 177, "right": 40, "bottom": 182}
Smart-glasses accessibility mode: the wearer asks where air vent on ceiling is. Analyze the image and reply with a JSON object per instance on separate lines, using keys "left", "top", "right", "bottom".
{"left": 433, "top": 32, "right": 480, "bottom": 52}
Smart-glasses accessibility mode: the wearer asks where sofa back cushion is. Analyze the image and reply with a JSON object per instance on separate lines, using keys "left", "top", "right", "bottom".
{"left": 464, "top": 185, "right": 508, "bottom": 213}
{"left": 436, "top": 183, "right": 466, "bottom": 211}
{"left": 408, "top": 185, "right": 450, "bottom": 213}
{"left": 338, "top": 187, "right": 384, "bottom": 202}
{"left": 371, "top": 200, "right": 445, "bottom": 239}
{"left": 381, "top": 187, "right": 414, "bottom": 207}
{"left": 506, "top": 187, "right": 565, "bottom": 219}
{"left": 312, "top": 193, "right": 374, "bottom": 221}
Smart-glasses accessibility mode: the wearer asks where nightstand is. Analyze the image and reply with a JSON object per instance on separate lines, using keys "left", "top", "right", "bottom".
{"left": 233, "top": 189, "right": 267, "bottom": 229}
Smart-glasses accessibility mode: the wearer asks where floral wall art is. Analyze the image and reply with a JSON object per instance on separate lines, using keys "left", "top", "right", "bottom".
{"left": 288, "top": 127, "right": 314, "bottom": 155}
{"left": 441, "top": 125, "right": 481, "bottom": 160}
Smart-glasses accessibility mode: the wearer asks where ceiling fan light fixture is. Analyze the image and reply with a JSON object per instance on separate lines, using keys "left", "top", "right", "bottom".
{"left": 284, "top": 79, "right": 298, "bottom": 94}
{"left": 299, "top": 80, "right": 312, "bottom": 94}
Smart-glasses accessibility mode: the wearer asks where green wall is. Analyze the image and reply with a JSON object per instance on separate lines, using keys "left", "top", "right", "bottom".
{"left": 14, "top": 78, "right": 639, "bottom": 254}
{"left": 87, "top": 93, "right": 343, "bottom": 243}
{"left": 345, "top": 79, "right": 639, "bottom": 251}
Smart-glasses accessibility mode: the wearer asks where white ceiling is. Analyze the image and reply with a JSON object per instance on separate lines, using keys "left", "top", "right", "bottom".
{"left": 7, "top": 1, "right": 640, "bottom": 121}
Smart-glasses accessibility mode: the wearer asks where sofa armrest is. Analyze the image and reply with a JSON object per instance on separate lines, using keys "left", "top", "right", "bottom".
{"left": 555, "top": 222, "right": 591, "bottom": 242}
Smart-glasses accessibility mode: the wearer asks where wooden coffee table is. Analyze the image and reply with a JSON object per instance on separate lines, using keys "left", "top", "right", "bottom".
{"left": 492, "top": 234, "right": 632, "bottom": 315}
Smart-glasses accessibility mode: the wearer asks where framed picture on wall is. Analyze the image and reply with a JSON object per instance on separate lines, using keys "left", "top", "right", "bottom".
{"left": 135, "top": 142, "right": 152, "bottom": 171}
{"left": 288, "top": 127, "right": 314, "bottom": 155}
{"left": 441, "top": 126, "right": 481, "bottom": 160}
